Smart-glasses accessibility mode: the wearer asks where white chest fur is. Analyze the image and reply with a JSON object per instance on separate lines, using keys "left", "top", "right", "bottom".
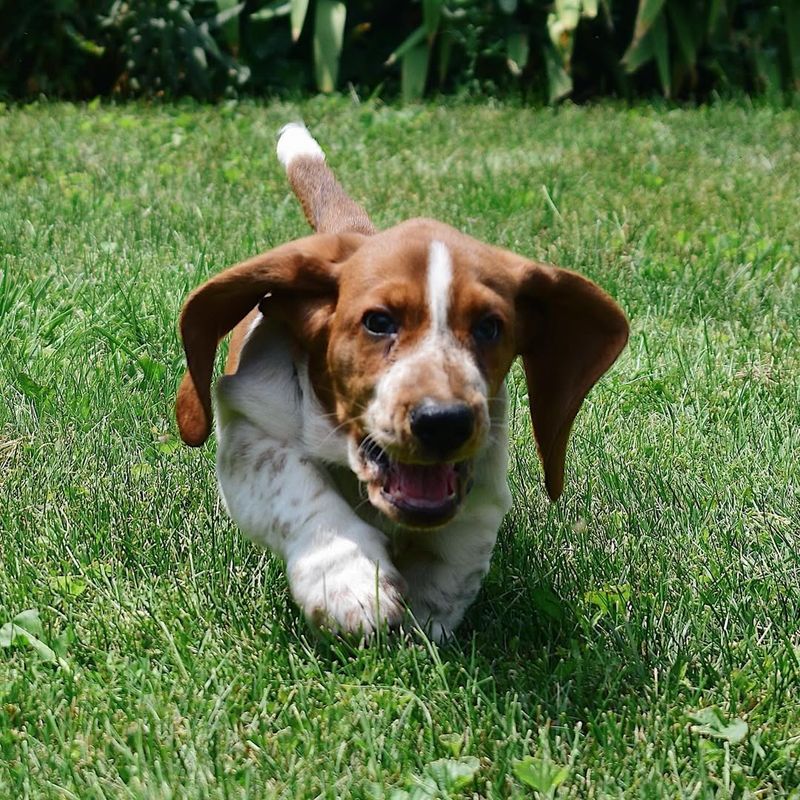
{"left": 213, "top": 315, "right": 512, "bottom": 640}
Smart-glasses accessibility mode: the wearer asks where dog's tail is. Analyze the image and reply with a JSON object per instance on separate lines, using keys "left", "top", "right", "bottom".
{"left": 277, "top": 123, "right": 376, "bottom": 236}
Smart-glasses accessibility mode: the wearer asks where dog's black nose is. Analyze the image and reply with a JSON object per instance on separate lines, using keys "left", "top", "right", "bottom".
{"left": 410, "top": 402, "right": 474, "bottom": 456}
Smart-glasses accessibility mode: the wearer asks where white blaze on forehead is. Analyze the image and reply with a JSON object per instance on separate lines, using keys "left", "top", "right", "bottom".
{"left": 427, "top": 240, "right": 453, "bottom": 335}
{"left": 363, "top": 238, "right": 489, "bottom": 446}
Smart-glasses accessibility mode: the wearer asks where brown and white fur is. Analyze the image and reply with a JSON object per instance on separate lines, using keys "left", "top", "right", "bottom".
{"left": 176, "top": 123, "right": 629, "bottom": 641}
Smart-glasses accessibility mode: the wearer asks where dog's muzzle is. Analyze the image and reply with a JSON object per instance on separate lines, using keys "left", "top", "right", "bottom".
{"left": 358, "top": 438, "right": 474, "bottom": 528}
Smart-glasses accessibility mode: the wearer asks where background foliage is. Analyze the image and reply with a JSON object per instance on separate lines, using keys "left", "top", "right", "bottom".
{"left": 0, "top": 1, "right": 798, "bottom": 102}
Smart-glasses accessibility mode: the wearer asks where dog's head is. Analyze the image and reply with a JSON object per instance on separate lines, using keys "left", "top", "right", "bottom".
{"left": 177, "top": 218, "right": 628, "bottom": 528}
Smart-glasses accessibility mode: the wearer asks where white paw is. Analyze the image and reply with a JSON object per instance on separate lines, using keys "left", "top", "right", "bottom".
{"left": 291, "top": 559, "right": 407, "bottom": 637}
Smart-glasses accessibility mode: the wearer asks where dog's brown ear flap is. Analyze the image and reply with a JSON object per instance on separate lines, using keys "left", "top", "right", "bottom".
{"left": 176, "top": 232, "right": 364, "bottom": 446}
{"left": 514, "top": 261, "right": 629, "bottom": 501}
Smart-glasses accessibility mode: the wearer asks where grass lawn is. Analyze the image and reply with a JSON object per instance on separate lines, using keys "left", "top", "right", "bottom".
{"left": 1, "top": 99, "right": 799, "bottom": 798}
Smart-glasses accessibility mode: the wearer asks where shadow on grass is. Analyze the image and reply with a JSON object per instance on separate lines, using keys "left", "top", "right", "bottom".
{"left": 456, "top": 580, "right": 655, "bottom": 722}
{"left": 440, "top": 512, "right": 661, "bottom": 721}
{"left": 293, "top": 541, "right": 659, "bottom": 727}
{"left": 191, "top": 503, "right": 661, "bottom": 724}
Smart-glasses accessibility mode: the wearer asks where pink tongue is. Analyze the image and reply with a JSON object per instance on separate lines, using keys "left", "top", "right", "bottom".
{"left": 386, "top": 462, "right": 457, "bottom": 506}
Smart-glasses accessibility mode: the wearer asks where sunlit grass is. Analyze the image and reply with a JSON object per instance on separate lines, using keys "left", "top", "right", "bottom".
{"left": 1, "top": 99, "right": 799, "bottom": 798}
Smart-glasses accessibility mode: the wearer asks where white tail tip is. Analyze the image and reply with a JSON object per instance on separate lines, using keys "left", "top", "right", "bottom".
{"left": 276, "top": 122, "right": 325, "bottom": 169}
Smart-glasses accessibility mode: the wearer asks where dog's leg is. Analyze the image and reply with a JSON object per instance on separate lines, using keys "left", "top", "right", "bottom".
{"left": 396, "top": 411, "right": 513, "bottom": 642}
{"left": 399, "top": 500, "right": 508, "bottom": 643}
{"left": 216, "top": 411, "right": 406, "bottom": 636}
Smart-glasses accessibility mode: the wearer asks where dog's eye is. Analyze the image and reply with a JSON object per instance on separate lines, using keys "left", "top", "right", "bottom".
{"left": 472, "top": 315, "right": 503, "bottom": 344}
{"left": 363, "top": 310, "right": 399, "bottom": 336}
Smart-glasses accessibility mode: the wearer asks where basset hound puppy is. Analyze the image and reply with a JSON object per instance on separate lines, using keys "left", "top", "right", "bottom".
{"left": 176, "top": 123, "right": 628, "bottom": 640}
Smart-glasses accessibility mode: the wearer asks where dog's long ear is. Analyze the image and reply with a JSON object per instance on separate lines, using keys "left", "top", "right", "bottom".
{"left": 176, "top": 232, "right": 364, "bottom": 446}
{"left": 513, "top": 261, "right": 628, "bottom": 500}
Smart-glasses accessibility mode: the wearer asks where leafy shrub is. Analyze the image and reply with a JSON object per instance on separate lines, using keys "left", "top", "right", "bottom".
{"left": 621, "top": 0, "right": 800, "bottom": 98}
{"left": 1, "top": 0, "right": 798, "bottom": 101}
{"left": 0, "top": 0, "right": 113, "bottom": 97}
{"left": 101, "top": 0, "right": 250, "bottom": 97}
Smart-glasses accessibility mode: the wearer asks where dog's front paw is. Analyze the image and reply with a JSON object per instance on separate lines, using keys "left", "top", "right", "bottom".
{"left": 290, "top": 558, "right": 407, "bottom": 637}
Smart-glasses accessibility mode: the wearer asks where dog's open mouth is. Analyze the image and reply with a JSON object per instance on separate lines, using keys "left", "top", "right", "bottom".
{"left": 359, "top": 440, "right": 471, "bottom": 527}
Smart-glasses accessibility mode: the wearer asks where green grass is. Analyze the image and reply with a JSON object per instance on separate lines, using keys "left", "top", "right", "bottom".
{"left": 1, "top": 98, "right": 799, "bottom": 798}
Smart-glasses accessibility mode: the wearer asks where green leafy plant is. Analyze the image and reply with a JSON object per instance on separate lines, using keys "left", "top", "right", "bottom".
{"left": 0, "top": 0, "right": 110, "bottom": 97}
{"left": 622, "top": 0, "right": 800, "bottom": 98}
{"left": 0, "top": 609, "right": 72, "bottom": 672}
{"left": 382, "top": 0, "right": 612, "bottom": 103}
{"left": 689, "top": 708, "right": 749, "bottom": 745}
{"left": 545, "top": 0, "right": 601, "bottom": 101}
{"left": 583, "top": 583, "right": 631, "bottom": 625}
{"left": 390, "top": 756, "right": 481, "bottom": 799}
{"left": 1, "top": 0, "right": 798, "bottom": 100}
{"left": 248, "top": 0, "right": 347, "bottom": 92}
{"left": 513, "top": 756, "right": 570, "bottom": 798}
{"left": 102, "top": 0, "right": 250, "bottom": 97}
